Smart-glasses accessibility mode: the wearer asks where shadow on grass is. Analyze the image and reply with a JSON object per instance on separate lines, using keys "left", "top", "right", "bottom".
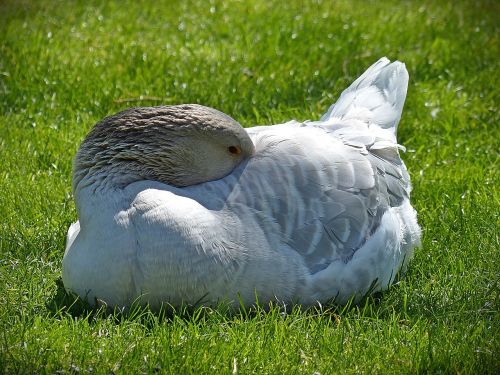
{"left": 46, "top": 277, "right": 394, "bottom": 328}
{"left": 45, "top": 277, "right": 228, "bottom": 327}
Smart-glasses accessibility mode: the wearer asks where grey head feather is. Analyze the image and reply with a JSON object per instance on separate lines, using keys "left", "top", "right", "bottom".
{"left": 73, "top": 104, "right": 255, "bottom": 191}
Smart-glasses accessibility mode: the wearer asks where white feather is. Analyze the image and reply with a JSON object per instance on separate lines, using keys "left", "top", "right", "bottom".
{"left": 62, "top": 58, "right": 421, "bottom": 308}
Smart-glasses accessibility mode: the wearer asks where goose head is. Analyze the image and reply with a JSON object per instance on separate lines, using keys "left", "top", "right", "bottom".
{"left": 73, "top": 104, "right": 255, "bottom": 191}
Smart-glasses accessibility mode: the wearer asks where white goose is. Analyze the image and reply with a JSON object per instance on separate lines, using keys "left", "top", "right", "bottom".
{"left": 63, "top": 58, "right": 421, "bottom": 309}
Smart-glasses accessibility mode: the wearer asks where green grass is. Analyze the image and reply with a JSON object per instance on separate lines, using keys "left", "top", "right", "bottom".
{"left": 1, "top": 0, "right": 499, "bottom": 373}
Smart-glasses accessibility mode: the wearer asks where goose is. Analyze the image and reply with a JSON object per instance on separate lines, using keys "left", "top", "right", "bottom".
{"left": 62, "top": 57, "right": 421, "bottom": 309}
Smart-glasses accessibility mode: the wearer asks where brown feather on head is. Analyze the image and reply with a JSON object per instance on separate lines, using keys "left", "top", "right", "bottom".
{"left": 73, "top": 104, "right": 255, "bottom": 191}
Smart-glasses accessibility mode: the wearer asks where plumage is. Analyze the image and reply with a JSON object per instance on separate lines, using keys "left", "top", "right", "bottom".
{"left": 62, "top": 57, "right": 421, "bottom": 309}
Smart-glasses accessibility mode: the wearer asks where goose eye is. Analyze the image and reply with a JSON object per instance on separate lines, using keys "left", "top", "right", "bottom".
{"left": 228, "top": 146, "right": 241, "bottom": 155}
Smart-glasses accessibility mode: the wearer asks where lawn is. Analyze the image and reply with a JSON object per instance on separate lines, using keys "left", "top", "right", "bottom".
{"left": 0, "top": 0, "right": 498, "bottom": 373}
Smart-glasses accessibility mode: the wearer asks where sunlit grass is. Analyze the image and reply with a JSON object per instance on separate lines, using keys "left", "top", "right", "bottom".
{"left": 0, "top": 0, "right": 498, "bottom": 373}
